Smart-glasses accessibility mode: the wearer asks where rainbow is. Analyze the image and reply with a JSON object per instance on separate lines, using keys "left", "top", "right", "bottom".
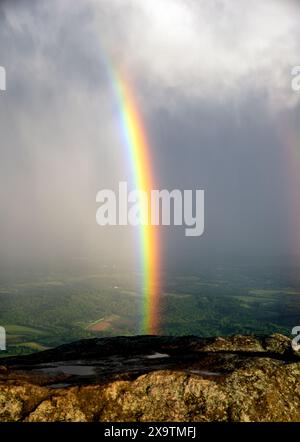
{"left": 108, "top": 68, "right": 160, "bottom": 335}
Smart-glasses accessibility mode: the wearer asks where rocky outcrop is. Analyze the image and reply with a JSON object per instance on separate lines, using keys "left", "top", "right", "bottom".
{"left": 0, "top": 334, "right": 299, "bottom": 422}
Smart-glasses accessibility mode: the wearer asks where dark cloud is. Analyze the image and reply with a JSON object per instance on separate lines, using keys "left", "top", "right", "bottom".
{"left": 0, "top": 0, "right": 299, "bottom": 272}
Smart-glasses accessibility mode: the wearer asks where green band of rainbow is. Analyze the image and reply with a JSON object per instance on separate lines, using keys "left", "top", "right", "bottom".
{"left": 109, "top": 69, "right": 160, "bottom": 335}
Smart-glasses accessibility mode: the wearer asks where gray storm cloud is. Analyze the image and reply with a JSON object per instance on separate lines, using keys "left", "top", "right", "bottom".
{"left": 4, "top": 0, "right": 300, "bottom": 108}
{"left": 0, "top": 0, "right": 299, "bottom": 271}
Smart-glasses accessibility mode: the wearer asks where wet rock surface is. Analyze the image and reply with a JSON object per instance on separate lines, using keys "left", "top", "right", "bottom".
{"left": 0, "top": 334, "right": 299, "bottom": 422}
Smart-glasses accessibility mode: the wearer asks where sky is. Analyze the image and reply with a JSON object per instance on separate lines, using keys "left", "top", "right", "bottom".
{"left": 0, "top": 0, "right": 300, "bottom": 274}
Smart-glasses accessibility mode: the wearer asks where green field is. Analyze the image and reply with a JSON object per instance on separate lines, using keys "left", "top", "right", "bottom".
{"left": 0, "top": 265, "right": 299, "bottom": 356}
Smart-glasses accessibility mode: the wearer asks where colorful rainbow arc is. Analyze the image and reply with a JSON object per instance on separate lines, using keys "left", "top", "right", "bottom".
{"left": 108, "top": 69, "right": 160, "bottom": 335}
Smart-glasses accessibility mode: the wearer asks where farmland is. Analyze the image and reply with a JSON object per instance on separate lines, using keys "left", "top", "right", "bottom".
{"left": 0, "top": 263, "right": 299, "bottom": 356}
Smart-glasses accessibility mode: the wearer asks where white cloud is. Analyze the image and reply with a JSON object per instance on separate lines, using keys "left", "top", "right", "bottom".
{"left": 90, "top": 0, "right": 300, "bottom": 109}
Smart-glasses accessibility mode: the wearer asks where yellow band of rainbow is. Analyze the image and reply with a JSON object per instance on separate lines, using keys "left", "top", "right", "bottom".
{"left": 110, "top": 70, "right": 160, "bottom": 335}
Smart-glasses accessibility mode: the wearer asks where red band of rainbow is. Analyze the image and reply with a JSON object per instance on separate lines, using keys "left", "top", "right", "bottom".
{"left": 109, "top": 69, "right": 160, "bottom": 335}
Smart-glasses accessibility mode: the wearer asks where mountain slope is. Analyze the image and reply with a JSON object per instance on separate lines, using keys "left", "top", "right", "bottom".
{"left": 0, "top": 334, "right": 299, "bottom": 422}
